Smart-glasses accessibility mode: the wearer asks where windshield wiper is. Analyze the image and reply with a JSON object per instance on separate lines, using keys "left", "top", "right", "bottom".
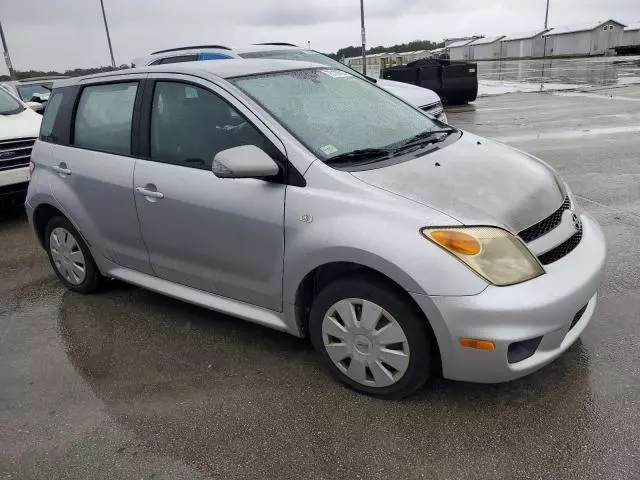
{"left": 392, "top": 128, "right": 456, "bottom": 153}
{"left": 324, "top": 148, "right": 392, "bottom": 165}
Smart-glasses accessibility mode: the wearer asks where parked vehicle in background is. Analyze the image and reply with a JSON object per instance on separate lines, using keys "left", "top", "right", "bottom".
{"left": 27, "top": 60, "right": 605, "bottom": 398}
{"left": 131, "top": 45, "right": 240, "bottom": 67}
{"left": 0, "top": 86, "right": 41, "bottom": 200}
{"left": 133, "top": 43, "right": 447, "bottom": 122}
{"left": 236, "top": 44, "right": 447, "bottom": 122}
{"left": 1, "top": 76, "right": 68, "bottom": 111}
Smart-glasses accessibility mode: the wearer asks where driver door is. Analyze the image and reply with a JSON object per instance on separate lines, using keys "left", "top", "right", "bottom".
{"left": 133, "top": 76, "right": 287, "bottom": 312}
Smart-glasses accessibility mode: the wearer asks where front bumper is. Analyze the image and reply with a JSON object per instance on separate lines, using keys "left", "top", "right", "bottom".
{"left": 412, "top": 212, "right": 606, "bottom": 383}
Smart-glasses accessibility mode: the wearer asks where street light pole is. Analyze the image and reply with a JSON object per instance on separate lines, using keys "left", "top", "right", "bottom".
{"left": 99, "top": 0, "right": 117, "bottom": 68}
{"left": 360, "top": 0, "right": 367, "bottom": 75}
{"left": 544, "top": 0, "right": 550, "bottom": 29}
{"left": 0, "top": 20, "right": 16, "bottom": 79}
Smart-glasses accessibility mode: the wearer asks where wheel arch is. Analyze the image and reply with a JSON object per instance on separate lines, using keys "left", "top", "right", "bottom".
{"left": 291, "top": 260, "right": 442, "bottom": 371}
{"left": 33, "top": 203, "right": 66, "bottom": 248}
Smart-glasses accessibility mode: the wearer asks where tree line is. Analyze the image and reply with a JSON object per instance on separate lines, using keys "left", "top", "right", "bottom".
{"left": 2, "top": 39, "right": 445, "bottom": 80}
{"left": 328, "top": 39, "right": 445, "bottom": 60}
{"left": 0, "top": 65, "right": 130, "bottom": 82}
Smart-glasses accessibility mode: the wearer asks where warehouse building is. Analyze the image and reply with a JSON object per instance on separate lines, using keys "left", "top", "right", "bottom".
{"left": 622, "top": 22, "right": 640, "bottom": 46}
{"left": 447, "top": 38, "right": 475, "bottom": 61}
{"left": 543, "top": 20, "right": 626, "bottom": 56}
{"left": 469, "top": 36, "right": 505, "bottom": 60}
{"left": 500, "top": 29, "right": 549, "bottom": 59}
{"left": 344, "top": 52, "right": 405, "bottom": 78}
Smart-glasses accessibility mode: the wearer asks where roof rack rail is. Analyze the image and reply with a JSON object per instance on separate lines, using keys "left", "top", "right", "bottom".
{"left": 252, "top": 42, "right": 299, "bottom": 47}
{"left": 151, "top": 45, "right": 232, "bottom": 55}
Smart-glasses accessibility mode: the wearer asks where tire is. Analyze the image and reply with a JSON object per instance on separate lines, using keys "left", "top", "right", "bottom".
{"left": 44, "top": 216, "right": 102, "bottom": 293}
{"left": 309, "top": 276, "right": 434, "bottom": 399}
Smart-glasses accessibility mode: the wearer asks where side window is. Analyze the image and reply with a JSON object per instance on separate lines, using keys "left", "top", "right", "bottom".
{"left": 158, "top": 55, "right": 198, "bottom": 65}
{"left": 39, "top": 92, "right": 64, "bottom": 142}
{"left": 149, "top": 81, "right": 275, "bottom": 170}
{"left": 73, "top": 82, "right": 138, "bottom": 155}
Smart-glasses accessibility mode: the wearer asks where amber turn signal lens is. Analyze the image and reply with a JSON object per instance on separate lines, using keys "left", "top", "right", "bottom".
{"left": 459, "top": 338, "right": 496, "bottom": 350}
{"left": 428, "top": 230, "right": 481, "bottom": 256}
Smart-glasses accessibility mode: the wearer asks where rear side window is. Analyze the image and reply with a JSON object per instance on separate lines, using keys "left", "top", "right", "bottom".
{"left": 73, "top": 82, "right": 138, "bottom": 155}
{"left": 39, "top": 92, "right": 64, "bottom": 142}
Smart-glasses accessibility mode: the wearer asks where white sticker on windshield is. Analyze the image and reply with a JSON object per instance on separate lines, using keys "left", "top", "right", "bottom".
{"left": 320, "top": 69, "right": 351, "bottom": 78}
{"left": 320, "top": 144, "right": 339, "bottom": 156}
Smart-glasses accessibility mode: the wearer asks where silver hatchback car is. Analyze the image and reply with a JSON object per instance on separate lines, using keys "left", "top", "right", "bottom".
{"left": 26, "top": 60, "right": 606, "bottom": 398}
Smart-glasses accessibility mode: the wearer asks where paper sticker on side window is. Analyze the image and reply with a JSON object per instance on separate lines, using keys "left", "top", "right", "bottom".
{"left": 320, "top": 69, "right": 352, "bottom": 78}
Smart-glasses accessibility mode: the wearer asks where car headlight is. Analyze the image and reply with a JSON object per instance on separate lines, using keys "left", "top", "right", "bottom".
{"left": 421, "top": 227, "right": 544, "bottom": 286}
{"left": 563, "top": 181, "right": 579, "bottom": 210}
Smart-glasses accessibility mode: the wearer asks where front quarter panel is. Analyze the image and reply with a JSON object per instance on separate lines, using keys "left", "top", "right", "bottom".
{"left": 283, "top": 161, "right": 489, "bottom": 306}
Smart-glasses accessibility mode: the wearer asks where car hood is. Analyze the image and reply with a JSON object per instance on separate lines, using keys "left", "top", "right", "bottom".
{"left": 351, "top": 132, "right": 565, "bottom": 233}
{"left": 376, "top": 78, "right": 440, "bottom": 108}
{"left": 0, "top": 108, "right": 42, "bottom": 141}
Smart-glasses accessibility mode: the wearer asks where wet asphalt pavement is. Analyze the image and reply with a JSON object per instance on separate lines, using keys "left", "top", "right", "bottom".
{"left": 2, "top": 86, "right": 640, "bottom": 480}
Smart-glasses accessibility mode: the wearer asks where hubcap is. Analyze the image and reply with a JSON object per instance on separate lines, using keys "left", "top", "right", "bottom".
{"left": 49, "top": 227, "right": 86, "bottom": 285}
{"left": 321, "top": 298, "right": 410, "bottom": 388}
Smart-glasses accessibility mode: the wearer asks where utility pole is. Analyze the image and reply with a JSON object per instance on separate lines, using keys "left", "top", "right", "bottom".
{"left": 99, "top": 0, "right": 117, "bottom": 68}
{"left": 544, "top": 0, "right": 550, "bottom": 29}
{"left": 0, "top": 20, "right": 16, "bottom": 79}
{"left": 360, "top": 0, "right": 367, "bottom": 75}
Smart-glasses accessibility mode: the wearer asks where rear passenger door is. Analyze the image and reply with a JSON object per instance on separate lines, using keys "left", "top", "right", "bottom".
{"left": 49, "top": 76, "right": 154, "bottom": 275}
{"left": 133, "top": 75, "right": 287, "bottom": 311}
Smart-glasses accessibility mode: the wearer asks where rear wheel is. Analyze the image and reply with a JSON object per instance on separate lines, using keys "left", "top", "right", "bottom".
{"left": 45, "top": 216, "right": 101, "bottom": 293}
{"left": 309, "top": 276, "right": 434, "bottom": 399}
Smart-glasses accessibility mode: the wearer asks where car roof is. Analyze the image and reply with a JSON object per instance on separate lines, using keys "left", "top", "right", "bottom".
{"left": 18, "top": 76, "right": 69, "bottom": 83}
{"left": 54, "top": 59, "right": 329, "bottom": 87}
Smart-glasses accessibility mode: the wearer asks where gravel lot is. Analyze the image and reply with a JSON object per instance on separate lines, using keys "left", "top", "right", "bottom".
{"left": 2, "top": 85, "right": 640, "bottom": 480}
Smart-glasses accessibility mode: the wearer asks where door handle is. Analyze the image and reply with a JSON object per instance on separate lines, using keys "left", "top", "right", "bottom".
{"left": 135, "top": 186, "right": 164, "bottom": 199}
{"left": 52, "top": 163, "right": 71, "bottom": 176}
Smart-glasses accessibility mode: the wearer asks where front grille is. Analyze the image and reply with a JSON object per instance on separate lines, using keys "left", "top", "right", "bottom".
{"left": 538, "top": 229, "right": 583, "bottom": 265}
{"left": 519, "top": 196, "right": 571, "bottom": 243}
{"left": 0, "top": 137, "right": 35, "bottom": 171}
{"left": 569, "top": 304, "right": 588, "bottom": 331}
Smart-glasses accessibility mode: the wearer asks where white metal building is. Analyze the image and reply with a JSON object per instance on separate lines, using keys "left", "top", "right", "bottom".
{"left": 345, "top": 52, "right": 405, "bottom": 78}
{"left": 469, "top": 36, "right": 505, "bottom": 60}
{"left": 543, "top": 20, "right": 626, "bottom": 56}
{"left": 622, "top": 22, "right": 640, "bottom": 46}
{"left": 401, "top": 50, "right": 431, "bottom": 63}
{"left": 447, "top": 39, "right": 474, "bottom": 61}
{"left": 344, "top": 50, "right": 431, "bottom": 77}
{"left": 500, "top": 29, "right": 549, "bottom": 59}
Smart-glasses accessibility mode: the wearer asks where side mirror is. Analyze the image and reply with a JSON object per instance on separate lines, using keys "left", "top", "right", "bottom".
{"left": 212, "top": 145, "right": 279, "bottom": 179}
{"left": 25, "top": 101, "right": 44, "bottom": 113}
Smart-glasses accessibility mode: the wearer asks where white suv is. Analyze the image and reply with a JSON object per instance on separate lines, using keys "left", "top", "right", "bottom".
{"left": 133, "top": 44, "right": 447, "bottom": 122}
{"left": 0, "top": 86, "right": 41, "bottom": 199}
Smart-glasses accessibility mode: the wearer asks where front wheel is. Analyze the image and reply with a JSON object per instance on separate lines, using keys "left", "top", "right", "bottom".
{"left": 309, "top": 276, "right": 434, "bottom": 399}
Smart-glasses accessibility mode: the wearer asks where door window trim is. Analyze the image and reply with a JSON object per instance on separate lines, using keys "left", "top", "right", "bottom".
{"left": 138, "top": 76, "right": 305, "bottom": 186}
{"left": 69, "top": 79, "right": 145, "bottom": 158}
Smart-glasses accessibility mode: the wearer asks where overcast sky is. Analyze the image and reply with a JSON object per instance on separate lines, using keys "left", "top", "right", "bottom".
{"left": 1, "top": 0, "right": 639, "bottom": 73}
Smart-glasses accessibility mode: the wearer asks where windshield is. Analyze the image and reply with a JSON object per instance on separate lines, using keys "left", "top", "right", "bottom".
{"left": 0, "top": 87, "right": 24, "bottom": 115}
{"left": 16, "top": 83, "right": 53, "bottom": 102}
{"left": 232, "top": 69, "right": 445, "bottom": 162}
